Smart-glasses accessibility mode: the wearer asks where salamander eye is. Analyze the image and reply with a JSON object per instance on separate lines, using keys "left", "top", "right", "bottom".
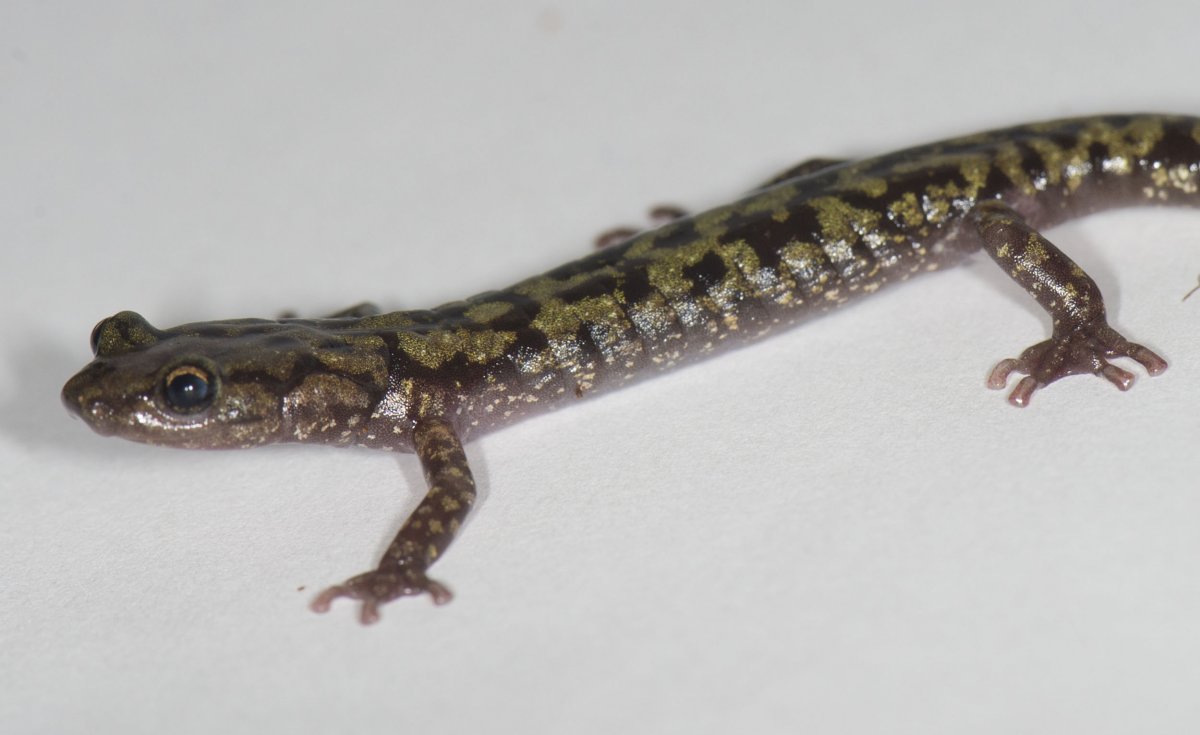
{"left": 89, "top": 319, "right": 106, "bottom": 355}
{"left": 163, "top": 366, "right": 216, "bottom": 412}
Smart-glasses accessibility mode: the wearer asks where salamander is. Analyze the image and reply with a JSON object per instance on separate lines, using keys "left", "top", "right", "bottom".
{"left": 61, "top": 114, "right": 1199, "bottom": 623}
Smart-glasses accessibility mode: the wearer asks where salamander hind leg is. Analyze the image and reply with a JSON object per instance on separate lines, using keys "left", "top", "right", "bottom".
{"left": 593, "top": 157, "right": 847, "bottom": 250}
{"left": 597, "top": 157, "right": 848, "bottom": 250}
{"left": 595, "top": 205, "right": 689, "bottom": 249}
{"left": 974, "top": 200, "right": 1167, "bottom": 407}
{"left": 311, "top": 417, "right": 476, "bottom": 624}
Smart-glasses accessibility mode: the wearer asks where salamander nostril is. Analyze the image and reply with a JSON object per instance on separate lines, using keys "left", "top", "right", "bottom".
{"left": 61, "top": 376, "right": 85, "bottom": 416}
{"left": 61, "top": 362, "right": 115, "bottom": 419}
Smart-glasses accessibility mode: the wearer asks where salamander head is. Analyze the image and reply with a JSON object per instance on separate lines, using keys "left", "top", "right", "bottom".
{"left": 62, "top": 311, "right": 391, "bottom": 449}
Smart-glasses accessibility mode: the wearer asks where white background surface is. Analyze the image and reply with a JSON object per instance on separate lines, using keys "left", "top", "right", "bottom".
{"left": 3, "top": 2, "right": 1200, "bottom": 733}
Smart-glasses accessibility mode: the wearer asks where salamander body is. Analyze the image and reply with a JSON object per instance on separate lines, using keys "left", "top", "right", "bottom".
{"left": 62, "top": 114, "right": 1200, "bottom": 622}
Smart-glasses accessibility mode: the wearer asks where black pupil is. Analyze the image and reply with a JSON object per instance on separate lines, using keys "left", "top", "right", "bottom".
{"left": 166, "top": 371, "right": 212, "bottom": 410}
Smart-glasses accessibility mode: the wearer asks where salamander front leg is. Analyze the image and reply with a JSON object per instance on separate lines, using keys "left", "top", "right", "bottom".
{"left": 277, "top": 302, "right": 381, "bottom": 320}
{"left": 973, "top": 200, "right": 1167, "bottom": 407}
{"left": 311, "top": 417, "right": 476, "bottom": 624}
{"left": 322, "top": 302, "right": 381, "bottom": 318}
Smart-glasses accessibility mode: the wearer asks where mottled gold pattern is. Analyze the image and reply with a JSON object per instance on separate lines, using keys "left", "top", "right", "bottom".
{"left": 62, "top": 114, "right": 1200, "bottom": 621}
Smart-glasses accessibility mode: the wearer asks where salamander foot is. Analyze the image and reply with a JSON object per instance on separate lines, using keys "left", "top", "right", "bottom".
{"left": 986, "top": 320, "right": 1167, "bottom": 407}
{"left": 311, "top": 565, "right": 453, "bottom": 625}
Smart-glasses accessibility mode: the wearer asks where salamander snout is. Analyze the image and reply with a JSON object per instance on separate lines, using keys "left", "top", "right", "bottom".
{"left": 61, "top": 362, "right": 118, "bottom": 433}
